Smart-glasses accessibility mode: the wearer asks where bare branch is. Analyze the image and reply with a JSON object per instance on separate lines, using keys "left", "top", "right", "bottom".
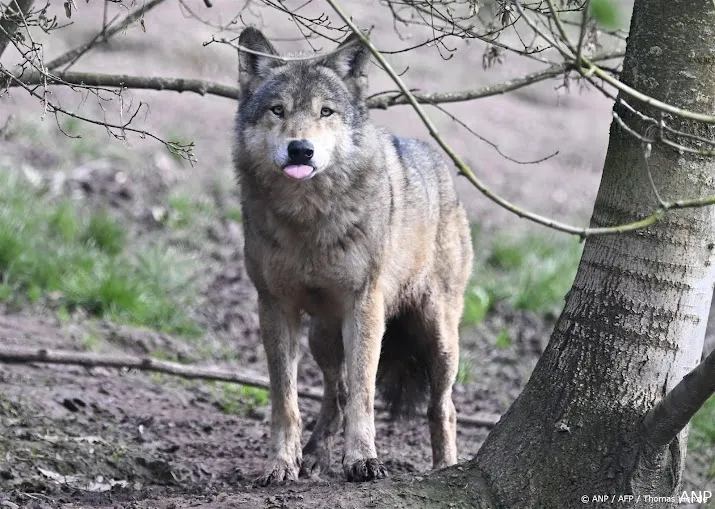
{"left": 575, "top": 0, "right": 591, "bottom": 66}
{"left": 45, "top": 0, "right": 168, "bottom": 71}
{"left": 10, "top": 70, "right": 241, "bottom": 99}
{"left": 429, "top": 101, "right": 560, "bottom": 165}
{"left": 324, "top": 0, "right": 715, "bottom": 238}
{"left": 0, "top": 0, "right": 36, "bottom": 58}
{"left": 0, "top": 345, "right": 500, "bottom": 428}
{"left": 520, "top": 0, "right": 715, "bottom": 125}
{"left": 367, "top": 63, "right": 570, "bottom": 108}
{"left": 642, "top": 347, "right": 715, "bottom": 448}
{"left": 205, "top": 34, "right": 362, "bottom": 62}
{"left": 6, "top": 61, "right": 629, "bottom": 108}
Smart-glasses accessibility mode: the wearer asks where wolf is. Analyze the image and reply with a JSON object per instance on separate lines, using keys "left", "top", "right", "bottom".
{"left": 232, "top": 26, "right": 474, "bottom": 485}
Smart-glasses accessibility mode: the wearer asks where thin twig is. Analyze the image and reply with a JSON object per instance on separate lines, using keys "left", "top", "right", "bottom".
{"left": 205, "top": 34, "right": 360, "bottom": 61}
{"left": 0, "top": 346, "right": 501, "bottom": 428}
{"left": 643, "top": 145, "right": 665, "bottom": 206}
{"left": 527, "top": 0, "right": 715, "bottom": 125}
{"left": 512, "top": 0, "right": 569, "bottom": 59}
{"left": 1, "top": 68, "right": 196, "bottom": 163}
{"left": 430, "top": 101, "right": 559, "bottom": 165}
{"left": 575, "top": 0, "right": 591, "bottom": 67}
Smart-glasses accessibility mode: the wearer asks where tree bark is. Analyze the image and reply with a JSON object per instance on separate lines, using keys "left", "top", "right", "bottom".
{"left": 472, "top": 1, "right": 715, "bottom": 507}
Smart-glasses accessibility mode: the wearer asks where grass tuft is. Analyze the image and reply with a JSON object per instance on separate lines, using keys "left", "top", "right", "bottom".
{"left": 211, "top": 382, "right": 270, "bottom": 416}
{"left": 82, "top": 210, "right": 127, "bottom": 255}
{"left": 0, "top": 169, "right": 201, "bottom": 337}
{"left": 462, "top": 229, "right": 583, "bottom": 326}
{"left": 455, "top": 355, "right": 475, "bottom": 385}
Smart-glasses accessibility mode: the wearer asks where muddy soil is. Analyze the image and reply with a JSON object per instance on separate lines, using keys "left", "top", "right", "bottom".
{"left": 0, "top": 154, "right": 553, "bottom": 507}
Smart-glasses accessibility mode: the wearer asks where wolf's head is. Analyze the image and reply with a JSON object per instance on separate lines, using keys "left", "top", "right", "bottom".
{"left": 234, "top": 27, "right": 371, "bottom": 183}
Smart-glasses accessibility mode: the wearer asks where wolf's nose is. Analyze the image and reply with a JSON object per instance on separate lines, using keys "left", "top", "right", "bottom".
{"left": 287, "top": 140, "right": 314, "bottom": 164}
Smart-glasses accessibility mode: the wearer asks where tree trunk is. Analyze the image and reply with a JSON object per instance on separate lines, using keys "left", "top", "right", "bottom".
{"left": 472, "top": 0, "right": 715, "bottom": 507}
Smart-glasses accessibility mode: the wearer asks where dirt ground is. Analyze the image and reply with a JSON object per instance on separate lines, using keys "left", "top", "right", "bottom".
{"left": 0, "top": 0, "right": 713, "bottom": 507}
{"left": 0, "top": 157, "right": 553, "bottom": 506}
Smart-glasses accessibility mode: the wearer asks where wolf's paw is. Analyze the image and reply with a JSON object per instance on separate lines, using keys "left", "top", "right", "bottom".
{"left": 300, "top": 443, "right": 331, "bottom": 478}
{"left": 343, "top": 458, "right": 388, "bottom": 482}
{"left": 255, "top": 459, "right": 300, "bottom": 486}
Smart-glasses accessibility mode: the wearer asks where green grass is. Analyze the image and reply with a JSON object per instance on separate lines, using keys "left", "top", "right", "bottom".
{"left": 82, "top": 211, "right": 127, "bottom": 255}
{"left": 456, "top": 355, "right": 475, "bottom": 385}
{"left": 689, "top": 396, "right": 715, "bottom": 480}
{"left": 224, "top": 207, "right": 243, "bottom": 223}
{"left": 81, "top": 331, "right": 103, "bottom": 352}
{"left": 462, "top": 229, "right": 583, "bottom": 326}
{"left": 0, "top": 170, "right": 201, "bottom": 337}
{"left": 165, "top": 191, "right": 215, "bottom": 229}
{"left": 495, "top": 328, "right": 511, "bottom": 350}
{"left": 211, "top": 382, "right": 270, "bottom": 415}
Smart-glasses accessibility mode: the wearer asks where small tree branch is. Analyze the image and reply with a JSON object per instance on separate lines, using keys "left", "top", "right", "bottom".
{"left": 11, "top": 70, "right": 241, "bottom": 99}
{"left": 0, "top": 0, "right": 35, "bottom": 59}
{"left": 575, "top": 0, "right": 591, "bottom": 67}
{"left": 5, "top": 62, "right": 605, "bottom": 107}
{"left": 45, "top": 0, "right": 168, "bottom": 71}
{"left": 367, "top": 63, "right": 569, "bottom": 108}
{"left": 543, "top": 0, "right": 577, "bottom": 55}
{"left": 0, "top": 345, "right": 500, "bottom": 428}
{"left": 642, "top": 347, "right": 715, "bottom": 448}
{"left": 517, "top": 0, "right": 715, "bottom": 125}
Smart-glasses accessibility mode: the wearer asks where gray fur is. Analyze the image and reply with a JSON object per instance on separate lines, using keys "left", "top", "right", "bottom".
{"left": 232, "top": 26, "right": 474, "bottom": 485}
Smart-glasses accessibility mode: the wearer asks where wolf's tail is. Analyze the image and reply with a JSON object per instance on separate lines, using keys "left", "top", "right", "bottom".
{"left": 376, "top": 310, "right": 430, "bottom": 419}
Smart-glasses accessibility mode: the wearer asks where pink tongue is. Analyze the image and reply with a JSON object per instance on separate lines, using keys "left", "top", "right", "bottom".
{"left": 283, "top": 165, "right": 313, "bottom": 180}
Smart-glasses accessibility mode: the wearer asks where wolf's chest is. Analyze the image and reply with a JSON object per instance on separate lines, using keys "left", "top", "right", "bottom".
{"left": 248, "top": 231, "right": 374, "bottom": 310}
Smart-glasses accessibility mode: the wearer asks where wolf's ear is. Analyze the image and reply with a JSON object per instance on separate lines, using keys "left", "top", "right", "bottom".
{"left": 322, "top": 31, "right": 370, "bottom": 87}
{"left": 237, "top": 27, "right": 282, "bottom": 95}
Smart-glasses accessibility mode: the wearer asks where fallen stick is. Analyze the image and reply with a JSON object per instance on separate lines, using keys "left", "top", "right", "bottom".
{"left": 0, "top": 345, "right": 500, "bottom": 428}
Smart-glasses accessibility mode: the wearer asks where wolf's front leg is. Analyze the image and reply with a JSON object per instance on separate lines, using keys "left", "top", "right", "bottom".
{"left": 341, "top": 287, "right": 388, "bottom": 482}
{"left": 256, "top": 297, "right": 302, "bottom": 486}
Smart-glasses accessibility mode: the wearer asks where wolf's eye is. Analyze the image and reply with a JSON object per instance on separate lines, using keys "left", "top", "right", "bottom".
{"left": 320, "top": 107, "right": 334, "bottom": 118}
{"left": 270, "top": 105, "right": 284, "bottom": 117}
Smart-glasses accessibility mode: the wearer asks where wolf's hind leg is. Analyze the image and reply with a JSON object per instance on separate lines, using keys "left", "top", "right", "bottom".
{"left": 255, "top": 297, "right": 303, "bottom": 486}
{"left": 301, "top": 318, "right": 346, "bottom": 477}
{"left": 422, "top": 295, "right": 460, "bottom": 470}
